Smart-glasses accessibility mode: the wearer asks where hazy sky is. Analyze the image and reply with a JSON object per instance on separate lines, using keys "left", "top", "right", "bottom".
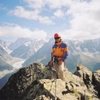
{"left": 0, "top": 0, "right": 100, "bottom": 41}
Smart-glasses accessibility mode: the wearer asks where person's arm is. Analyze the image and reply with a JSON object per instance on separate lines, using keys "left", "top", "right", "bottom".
{"left": 50, "top": 45, "right": 55, "bottom": 65}
{"left": 51, "top": 51, "right": 54, "bottom": 61}
{"left": 62, "top": 44, "right": 68, "bottom": 61}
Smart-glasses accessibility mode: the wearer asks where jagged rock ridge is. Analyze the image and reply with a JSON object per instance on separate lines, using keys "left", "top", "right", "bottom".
{"left": 0, "top": 63, "right": 100, "bottom": 100}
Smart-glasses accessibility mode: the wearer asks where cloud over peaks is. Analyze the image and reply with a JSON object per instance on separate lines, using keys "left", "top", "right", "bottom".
{"left": 0, "top": 24, "right": 47, "bottom": 40}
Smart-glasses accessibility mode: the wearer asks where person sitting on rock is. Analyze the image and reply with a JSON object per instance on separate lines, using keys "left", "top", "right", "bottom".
{"left": 50, "top": 33, "right": 68, "bottom": 81}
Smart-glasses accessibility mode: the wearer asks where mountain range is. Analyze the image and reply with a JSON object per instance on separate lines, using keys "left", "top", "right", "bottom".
{"left": 23, "top": 38, "right": 100, "bottom": 72}
{"left": 0, "top": 37, "right": 47, "bottom": 71}
{"left": 10, "top": 38, "right": 46, "bottom": 59}
{"left": 1, "top": 37, "right": 100, "bottom": 72}
{"left": 0, "top": 37, "right": 100, "bottom": 89}
{"left": 0, "top": 38, "right": 47, "bottom": 88}
{"left": 0, "top": 45, "right": 13, "bottom": 71}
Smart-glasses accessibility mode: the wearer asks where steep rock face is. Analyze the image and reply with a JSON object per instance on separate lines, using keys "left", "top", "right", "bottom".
{"left": 74, "top": 64, "right": 93, "bottom": 88}
{"left": 0, "top": 63, "right": 57, "bottom": 100}
{"left": 74, "top": 65, "right": 100, "bottom": 98}
{"left": 0, "top": 63, "right": 100, "bottom": 100}
{"left": 92, "top": 70, "right": 100, "bottom": 97}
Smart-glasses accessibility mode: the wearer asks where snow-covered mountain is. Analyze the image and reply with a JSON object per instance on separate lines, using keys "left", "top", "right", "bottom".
{"left": 1, "top": 37, "right": 100, "bottom": 77}
{"left": 10, "top": 38, "right": 47, "bottom": 59}
{"left": 0, "top": 45, "right": 13, "bottom": 80}
{"left": 0, "top": 40, "right": 24, "bottom": 79}
{"left": 23, "top": 38, "right": 100, "bottom": 71}
{"left": 0, "top": 38, "right": 47, "bottom": 88}
{"left": 0, "top": 37, "right": 46, "bottom": 75}
{"left": 22, "top": 38, "right": 53, "bottom": 66}
{"left": 0, "top": 38, "right": 100, "bottom": 89}
{"left": 67, "top": 38, "right": 100, "bottom": 53}
{"left": 9, "top": 38, "right": 31, "bottom": 50}
{"left": 0, "top": 44, "right": 22, "bottom": 66}
{"left": 0, "top": 40, "right": 11, "bottom": 53}
{"left": 0, "top": 45, "right": 13, "bottom": 70}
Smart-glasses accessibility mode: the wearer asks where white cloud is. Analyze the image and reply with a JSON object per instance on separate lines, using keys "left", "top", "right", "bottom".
{"left": 8, "top": 0, "right": 100, "bottom": 40}
{"left": 10, "top": 0, "right": 70, "bottom": 25}
{"left": 10, "top": 6, "right": 53, "bottom": 24}
{"left": 24, "top": 0, "right": 45, "bottom": 9}
{"left": 38, "top": 16, "right": 53, "bottom": 24}
{"left": 41, "top": 0, "right": 100, "bottom": 40}
{"left": 47, "top": 0, "right": 72, "bottom": 9}
{"left": 0, "top": 24, "right": 47, "bottom": 40}
{"left": 24, "top": 0, "right": 70, "bottom": 9}
{"left": 61, "top": 0, "right": 100, "bottom": 40}
{"left": 10, "top": 6, "right": 39, "bottom": 20}
{"left": 54, "top": 9, "right": 64, "bottom": 18}
{"left": 24, "top": 0, "right": 68, "bottom": 9}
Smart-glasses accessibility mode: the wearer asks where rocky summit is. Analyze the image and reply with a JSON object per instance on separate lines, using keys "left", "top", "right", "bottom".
{"left": 0, "top": 63, "right": 100, "bottom": 100}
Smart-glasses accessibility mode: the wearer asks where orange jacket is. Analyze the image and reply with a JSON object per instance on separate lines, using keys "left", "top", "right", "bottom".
{"left": 51, "top": 42, "right": 68, "bottom": 61}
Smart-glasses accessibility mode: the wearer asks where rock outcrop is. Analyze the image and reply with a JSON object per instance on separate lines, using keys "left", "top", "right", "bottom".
{"left": 92, "top": 70, "right": 100, "bottom": 98}
{"left": 0, "top": 63, "right": 100, "bottom": 100}
{"left": 74, "top": 64, "right": 93, "bottom": 89}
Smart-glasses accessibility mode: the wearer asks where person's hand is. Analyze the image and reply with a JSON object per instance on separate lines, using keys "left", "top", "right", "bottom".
{"left": 49, "top": 60, "right": 53, "bottom": 66}
{"left": 57, "top": 57, "right": 62, "bottom": 61}
{"left": 58, "top": 60, "right": 62, "bottom": 65}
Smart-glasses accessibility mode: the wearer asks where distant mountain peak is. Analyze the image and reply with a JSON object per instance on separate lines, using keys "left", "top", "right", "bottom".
{"left": 10, "top": 38, "right": 47, "bottom": 59}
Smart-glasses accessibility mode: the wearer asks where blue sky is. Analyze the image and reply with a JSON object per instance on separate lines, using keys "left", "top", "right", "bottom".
{"left": 0, "top": 0, "right": 100, "bottom": 41}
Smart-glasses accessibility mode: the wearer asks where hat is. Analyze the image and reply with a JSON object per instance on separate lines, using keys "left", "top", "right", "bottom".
{"left": 54, "top": 33, "right": 61, "bottom": 39}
